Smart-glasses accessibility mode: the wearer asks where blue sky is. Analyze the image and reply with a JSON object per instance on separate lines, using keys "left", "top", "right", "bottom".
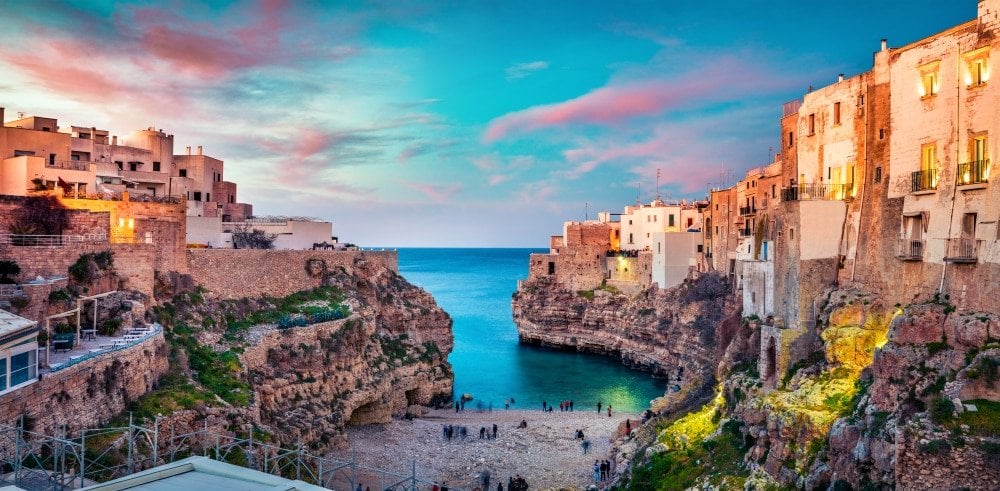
{"left": 0, "top": 0, "right": 977, "bottom": 246}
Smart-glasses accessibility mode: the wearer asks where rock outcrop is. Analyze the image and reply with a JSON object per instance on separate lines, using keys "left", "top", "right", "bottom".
{"left": 513, "top": 273, "right": 744, "bottom": 404}
{"left": 147, "top": 254, "right": 454, "bottom": 452}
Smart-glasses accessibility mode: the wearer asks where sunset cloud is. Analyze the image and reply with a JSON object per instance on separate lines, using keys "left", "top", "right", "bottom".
{"left": 404, "top": 182, "right": 462, "bottom": 203}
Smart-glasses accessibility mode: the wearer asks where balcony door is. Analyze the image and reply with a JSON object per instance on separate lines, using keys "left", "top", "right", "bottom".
{"left": 962, "top": 213, "right": 977, "bottom": 240}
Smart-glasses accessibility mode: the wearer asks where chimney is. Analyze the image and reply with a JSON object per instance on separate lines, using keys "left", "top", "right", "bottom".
{"left": 0, "top": 107, "right": 5, "bottom": 123}
{"left": 186, "top": 146, "right": 191, "bottom": 155}
{"left": 881, "top": 39, "right": 887, "bottom": 52}
{"left": 112, "top": 135, "right": 118, "bottom": 146}
{"left": 197, "top": 145, "right": 202, "bottom": 156}
{"left": 838, "top": 73, "right": 844, "bottom": 82}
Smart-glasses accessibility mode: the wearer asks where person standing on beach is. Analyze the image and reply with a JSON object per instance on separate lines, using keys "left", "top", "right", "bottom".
{"left": 593, "top": 460, "right": 600, "bottom": 482}
{"left": 597, "top": 401, "right": 602, "bottom": 414}
{"left": 607, "top": 405, "right": 612, "bottom": 417}
{"left": 569, "top": 400, "right": 574, "bottom": 411}
{"left": 542, "top": 401, "right": 547, "bottom": 411}
{"left": 492, "top": 423, "right": 498, "bottom": 439}
{"left": 480, "top": 426, "right": 486, "bottom": 439}
{"left": 581, "top": 439, "right": 591, "bottom": 454}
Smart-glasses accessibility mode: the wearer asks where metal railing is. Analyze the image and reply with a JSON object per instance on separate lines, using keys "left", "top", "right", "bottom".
{"left": 780, "top": 183, "right": 854, "bottom": 201}
{"left": 49, "top": 160, "right": 93, "bottom": 171}
{"left": 48, "top": 325, "right": 162, "bottom": 373}
{"left": 956, "top": 159, "right": 990, "bottom": 186}
{"left": 911, "top": 168, "right": 939, "bottom": 192}
{"left": 0, "top": 234, "right": 108, "bottom": 246}
{"left": 943, "top": 238, "right": 980, "bottom": 263}
{"left": 896, "top": 238, "right": 925, "bottom": 261}
{"left": 0, "top": 285, "right": 25, "bottom": 297}
{"left": 738, "top": 206, "right": 756, "bottom": 216}
{"left": 0, "top": 418, "right": 463, "bottom": 490}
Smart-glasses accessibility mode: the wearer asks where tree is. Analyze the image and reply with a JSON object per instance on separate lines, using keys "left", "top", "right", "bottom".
{"left": 11, "top": 196, "right": 70, "bottom": 236}
{"left": 0, "top": 260, "right": 20, "bottom": 284}
{"left": 231, "top": 224, "right": 277, "bottom": 249}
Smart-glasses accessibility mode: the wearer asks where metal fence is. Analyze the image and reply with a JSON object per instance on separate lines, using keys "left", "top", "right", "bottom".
{"left": 0, "top": 417, "right": 464, "bottom": 491}
{"left": 0, "top": 234, "right": 108, "bottom": 247}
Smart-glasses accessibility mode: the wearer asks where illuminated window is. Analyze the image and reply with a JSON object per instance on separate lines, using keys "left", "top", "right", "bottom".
{"left": 833, "top": 102, "right": 841, "bottom": 125}
{"left": 922, "top": 143, "right": 937, "bottom": 172}
{"left": 919, "top": 61, "right": 941, "bottom": 98}
{"left": 963, "top": 47, "right": 989, "bottom": 86}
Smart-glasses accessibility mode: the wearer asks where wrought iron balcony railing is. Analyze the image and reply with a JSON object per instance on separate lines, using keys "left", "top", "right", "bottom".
{"left": 943, "top": 238, "right": 979, "bottom": 263}
{"left": 896, "top": 238, "right": 924, "bottom": 261}
{"left": 956, "top": 159, "right": 990, "bottom": 186}
{"left": 911, "top": 168, "right": 939, "bottom": 192}
{"left": 738, "top": 206, "right": 756, "bottom": 216}
{"left": 780, "top": 183, "right": 854, "bottom": 201}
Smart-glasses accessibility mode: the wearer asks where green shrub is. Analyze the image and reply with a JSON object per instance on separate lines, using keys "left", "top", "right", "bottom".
{"left": 577, "top": 290, "right": 594, "bottom": 300}
{"left": 929, "top": 396, "right": 955, "bottom": 424}
{"left": 919, "top": 439, "right": 952, "bottom": 455}
{"left": 957, "top": 399, "right": 1000, "bottom": 436}
{"left": 926, "top": 340, "right": 948, "bottom": 356}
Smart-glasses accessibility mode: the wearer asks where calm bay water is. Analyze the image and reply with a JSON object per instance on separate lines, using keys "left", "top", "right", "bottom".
{"left": 396, "top": 248, "right": 665, "bottom": 413}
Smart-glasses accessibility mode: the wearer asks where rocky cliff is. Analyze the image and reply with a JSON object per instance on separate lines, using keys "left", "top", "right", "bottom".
{"left": 515, "top": 276, "right": 1000, "bottom": 489}
{"left": 144, "top": 254, "right": 454, "bottom": 451}
{"left": 513, "top": 273, "right": 744, "bottom": 406}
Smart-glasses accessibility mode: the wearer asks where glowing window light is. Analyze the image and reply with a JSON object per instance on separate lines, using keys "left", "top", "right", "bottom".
{"left": 127, "top": 218, "right": 135, "bottom": 229}
{"left": 118, "top": 218, "right": 125, "bottom": 227}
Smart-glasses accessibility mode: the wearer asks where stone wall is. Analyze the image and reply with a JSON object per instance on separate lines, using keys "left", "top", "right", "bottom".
{"left": 0, "top": 334, "right": 169, "bottom": 435}
{"left": 186, "top": 249, "right": 398, "bottom": 299}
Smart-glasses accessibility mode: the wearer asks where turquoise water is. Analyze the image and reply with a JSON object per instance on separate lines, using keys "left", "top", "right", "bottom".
{"left": 397, "top": 248, "right": 665, "bottom": 413}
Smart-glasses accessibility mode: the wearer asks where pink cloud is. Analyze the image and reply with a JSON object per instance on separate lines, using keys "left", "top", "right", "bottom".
{"left": 487, "top": 174, "right": 509, "bottom": 186}
{"left": 403, "top": 182, "right": 462, "bottom": 203}
{"left": 483, "top": 57, "right": 785, "bottom": 142}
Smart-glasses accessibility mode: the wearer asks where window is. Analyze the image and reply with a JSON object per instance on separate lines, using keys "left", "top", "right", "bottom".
{"left": 922, "top": 143, "right": 938, "bottom": 172}
{"left": 128, "top": 162, "right": 140, "bottom": 171}
{"left": 964, "top": 47, "right": 990, "bottom": 86}
{"left": 115, "top": 161, "right": 123, "bottom": 171}
{"left": 788, "top": 131, "right": 794, "bottom": 147}
{"left": 8, "top": 350, "right": 36, "bottom": 389}
{"left": 193, "top": 191, "right": 202, "bottom": 201}
{"left": 715, "top": 226, "right": 719, "bottom": 235}
{"left": 790, "top": 228, "right": 795, "bottom": 240}
{"left": 874, "top": 166, "right": 882, "bottom": 183}
{"left": 833, "top": 102, "right": 841, "bottom": 125}
{"left": 547, "top": 262, "right": 555, "bottom": 275}
{"left": 206, "top": 193, "right": 210, "bottom": 202}
{"left": 153, "top": 161, "right": 161, "bottom": 172}
{"left": 668, "top": 215, "right": 675, "bottom": 227}
{"left": 971, "top": 134, "right": 988, "bottom": 163}
{"left": 179, "top": 169, "right": 187, "bottom": 177}
{"left": 628, "top": 233, "right": 633, "bottom": 244}
{"left": 687, "top": 218, "right": 693, "bottom": 228}
{"left": 879, "top": 128, "right": 885, "bottom": 140}
{"left": 919, "top": 61, "right": 941, "bottom": 98}
{"left": 78, "top": 132, "right": 90, "bottom": 139}
{"left": 808, "top": 114, "right": 816, "bottom": 135}
{"left": 13, "top": 150, "right": 35, "bottom": 157}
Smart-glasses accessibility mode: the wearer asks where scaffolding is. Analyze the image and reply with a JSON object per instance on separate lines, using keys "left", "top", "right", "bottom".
{"left": 0, "top": 415, "right": 462, "bottom": 490}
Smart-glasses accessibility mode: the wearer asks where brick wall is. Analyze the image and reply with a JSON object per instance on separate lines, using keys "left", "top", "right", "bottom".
{"left": 0, "top": 334, "right": 169, "bottom": 435}
{"left": 186, "top": 249, "right": 398, "bottom": 299}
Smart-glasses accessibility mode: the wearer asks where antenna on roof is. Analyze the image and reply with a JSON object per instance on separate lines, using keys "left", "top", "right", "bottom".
{"left": 585, "top": 202, "right": 589, "bottom": 221}
{"left": 656, "top": 168, "right": 661, "bottom": 200}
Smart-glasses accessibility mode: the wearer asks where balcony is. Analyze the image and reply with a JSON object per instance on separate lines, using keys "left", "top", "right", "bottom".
{"left": 780, "top": 183, "right": 854, "bottom": 201}
{"left": 738, "top": 206, "right": 756, "bottom": 217}
{"left": 943, "top": 238, "right": 980, "bottom": 263}
{"left": 911, "top": 169, "right": 939, "bottom": 193}
{"left": 896, "top": 238, "right": 925, "bottom": 261}
{"left": 49, "top": 160, "right": 94, "bottom": 171}
{"left": 956, "top": 159, "right": 990, "bottom": 187}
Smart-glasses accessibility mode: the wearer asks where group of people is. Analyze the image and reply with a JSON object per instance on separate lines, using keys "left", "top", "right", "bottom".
{"left": 541, "top": 400, "right": 578, "bottom": 412}
{"left": 592, "top": 459, "right": 614, "bottom": 482}
{"left": 596, "top": 401, "right": 613, "bottom": 417}
{"left": 442, "top": 423, "right": 502, "bottom": 441}
{"left": 450, "top": 474, "right": 528, "bottom": 491}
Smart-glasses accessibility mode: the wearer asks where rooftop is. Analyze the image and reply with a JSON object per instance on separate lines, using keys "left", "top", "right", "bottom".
{"left": 0, "top": 309, "right": 36, "bottom": 342}
{"left": 80, "top": 456, "right": 327, "bottom": 491}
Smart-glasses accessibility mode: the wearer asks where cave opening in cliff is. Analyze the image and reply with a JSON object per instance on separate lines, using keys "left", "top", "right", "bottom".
{"left": 347, "top": 399, "right": 387, "bottom": 426}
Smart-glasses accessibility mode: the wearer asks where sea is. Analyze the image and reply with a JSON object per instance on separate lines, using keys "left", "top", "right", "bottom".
{"left": 395, "top": 248, "right": 665, "bottom": 413}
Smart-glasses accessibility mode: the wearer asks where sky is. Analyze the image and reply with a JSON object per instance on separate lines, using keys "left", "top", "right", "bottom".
{"left": 0, "top": 1, "right": 978, "bottom": 247}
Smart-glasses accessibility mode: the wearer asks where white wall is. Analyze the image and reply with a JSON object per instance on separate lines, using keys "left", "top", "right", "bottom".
{"left": 651, "top": 231, "right": 702, "bottom": 290}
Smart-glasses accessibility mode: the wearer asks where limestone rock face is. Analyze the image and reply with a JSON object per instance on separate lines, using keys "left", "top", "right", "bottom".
{"left": 512, "top": 273, "right": 743, "bottom": 405}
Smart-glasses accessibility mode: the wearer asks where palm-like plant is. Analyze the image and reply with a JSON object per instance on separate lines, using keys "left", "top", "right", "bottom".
{"left": 0, "top": 260, "right": 20, "bottom": 284}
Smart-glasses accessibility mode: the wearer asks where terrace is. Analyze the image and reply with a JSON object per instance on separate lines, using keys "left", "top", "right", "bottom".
{"left": 780, "top": 183, "right": 854, "bottom": 201}
{"left": 43, "top": 324, "right": 161, "bottom": 373}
